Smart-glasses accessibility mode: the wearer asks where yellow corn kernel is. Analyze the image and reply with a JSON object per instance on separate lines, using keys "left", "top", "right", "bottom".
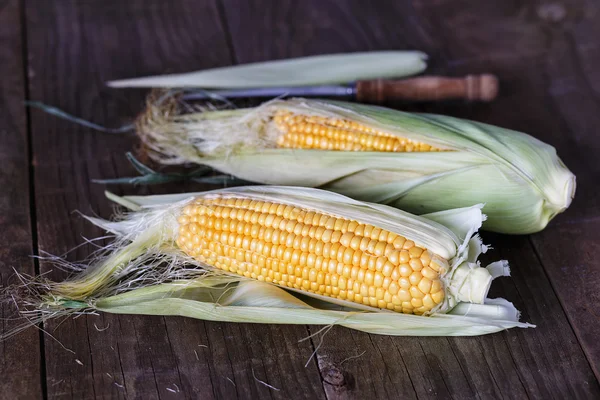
{"left": 176, "top": 195, "right": 446, "bottom": 315}
{"left": 272, "top": 111, "right": 443, "bottom": 153}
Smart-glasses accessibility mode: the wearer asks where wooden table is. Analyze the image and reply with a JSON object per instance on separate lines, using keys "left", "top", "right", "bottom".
{"left": 1, "top": 1, "right": 598, "bottom": 398}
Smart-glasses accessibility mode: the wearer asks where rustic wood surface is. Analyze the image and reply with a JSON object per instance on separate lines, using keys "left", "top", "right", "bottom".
{"left": 0, "top": 0, "right": 42, "bottom": 398}
{"left": 0, "top": 0, "right": 598, "bottom": 399}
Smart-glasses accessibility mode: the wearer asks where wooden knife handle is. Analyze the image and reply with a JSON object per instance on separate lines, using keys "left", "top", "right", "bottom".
{"left": 355, "top": 74, "right": 499, "bottom": 103}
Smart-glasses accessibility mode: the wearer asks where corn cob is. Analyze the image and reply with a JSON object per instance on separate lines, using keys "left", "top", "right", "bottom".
{"left": 176, "top": 195, "right": 446, "bottom": 314}
{"left": 3, "top": 187, "right": 532, "bottom": 339}
{"left": 136, "top": 97, "right": 575, "bottom": 234}
{"left": 272, "top": 111, "right": 443, "bottom": 152}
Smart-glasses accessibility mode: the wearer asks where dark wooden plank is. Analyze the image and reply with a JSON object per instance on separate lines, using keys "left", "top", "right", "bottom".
{"left": 0, "top": 0, "right": 43, "bottom": 398}
{"left": 222, "top": 0, "right": 600, "bottom": 398}
{"left": 411, "top": 0, "right": 600, "bottom": 383}
{"left": 527, "top": 1, "right": 600, "bottom": 378}
{"left": 483, "top": 234, "right": 598, "bottom": 398}
{"left": 532, "top": 220, "right": 600, "bottom": 381}
{"left": 25, "top": 0, "right": 231, "bottom": 395}
{"left": 26, "top": 0, "right": 232, "bottom": 396}
{"left": 413, "top": 0, "right": 600, "bottom": 396}
{"left": 221, "top": 0, "right": 435, "bottom": 61}
{"left": 25, "top": 0, "right": 327, "bottom": 399}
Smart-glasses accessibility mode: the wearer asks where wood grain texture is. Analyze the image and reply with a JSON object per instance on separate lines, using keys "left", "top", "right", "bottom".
{"left": 411, "top": 0, "right": 600, "bottom": 383}
{"left": 25, "top": 0, "right": 326, "bottom": 398}
{"left": 0, "top": 0, "right": 42, "bottom": 398}
{"left": 8, "top": 0, "right": 600, "bottom": 398}
{"left": 221, "top": 0, "right": 600, "bottom": 398}
{"left": 221, "top": 0, "right": 435, "bottom": 62}
{"left": 527, "top": 0, "right": 600, "bottom": 379}
{"left": 26, "top": 0, "right": 229, "bottom": 397}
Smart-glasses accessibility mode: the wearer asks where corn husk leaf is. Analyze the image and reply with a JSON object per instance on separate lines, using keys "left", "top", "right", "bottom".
{"left": 107, "top": 51, "right": 427, "bottom": 88}
{"left": 137, "top": 98, "right": 575, "bottom": 234}
{"left": 93, "top": 277, "right": 530, "bottom": 337}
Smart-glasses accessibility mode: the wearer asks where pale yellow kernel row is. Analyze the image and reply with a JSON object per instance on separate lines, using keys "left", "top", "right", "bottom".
{"left": 178, "top": 233, "right": 444, "bottom": 313}
{"left": 179, "top": 199, "right": 446, "bottom": 278}
{"left": 181, "top": 198, "right": 418, "bottom": 250}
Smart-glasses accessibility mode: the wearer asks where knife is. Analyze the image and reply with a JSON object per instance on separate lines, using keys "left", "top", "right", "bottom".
{"left": 182, "top": 74, "right": 498, "bottom": 104}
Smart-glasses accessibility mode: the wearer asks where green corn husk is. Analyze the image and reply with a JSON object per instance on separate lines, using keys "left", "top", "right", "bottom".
{"left": 136, "top": 97, "right": 576, "bottom": 234}
{"left": 107, "top": 51, "right": 427, "bottom": 88}
{"left": 3, "top": 187, "right": 532, "bottom": 339}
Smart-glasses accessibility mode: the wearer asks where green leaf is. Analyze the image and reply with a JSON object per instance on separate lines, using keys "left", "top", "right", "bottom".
{"left": 95, "top": 278, "right": 532, "bottom": 337}
{"left": 107, "top": 51, "right": 427, "bottom": 88}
